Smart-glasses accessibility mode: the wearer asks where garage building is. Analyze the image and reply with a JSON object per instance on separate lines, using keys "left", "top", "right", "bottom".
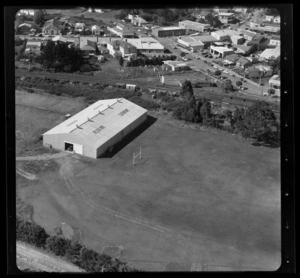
{"left": 43, "top": 98, "right": 148, "bottom": 159}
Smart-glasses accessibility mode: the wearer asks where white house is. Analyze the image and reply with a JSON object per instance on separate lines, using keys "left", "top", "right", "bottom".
{"left": 269, "top": 36, "right": 280, "bottom": 47}
{"left": 75, "top": 23, "right": 86, "bottom": 32}
{"left": 210, "top": 45, "right": 234, "bottom": 58}
{"left": 91, "top": 25, "right": 101, "bottom": 35}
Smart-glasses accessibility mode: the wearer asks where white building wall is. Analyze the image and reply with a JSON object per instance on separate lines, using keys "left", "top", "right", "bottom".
{"left": 96, "top": 112, "right": 147, "bottom": 157}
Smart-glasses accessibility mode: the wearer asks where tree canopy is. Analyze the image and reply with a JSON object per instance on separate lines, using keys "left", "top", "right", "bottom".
{"left": 33, "top": 10, "right": 45, "bottom": 26}
{"left": 231, "top": 101, "right": 279, "bottom": 144}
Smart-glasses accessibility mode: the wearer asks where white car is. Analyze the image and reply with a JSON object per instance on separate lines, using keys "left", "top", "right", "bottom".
{"left": 223, "top": 70, "right": 229, "bottom": 74}
{"left": 213, "top": 65, "right": 218, "bottom": 68}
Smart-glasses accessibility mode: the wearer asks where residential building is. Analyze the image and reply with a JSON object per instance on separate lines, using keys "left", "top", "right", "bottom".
{"left": 269, "top": 35, "right": 280, "bottom": 47}
{"left": 91, "top": 25, "right": 101, "bottom": 36}
{"left": 269, "top": 74, "right": 280, "bottom": 90}
{"left": 249, "top": 34, "right": 266, "bottom": 48}
{"left": 152, "top": 26, "right": 186, "bottom": 37}
{"left": 75, "top": 23, "right": 86, "bottom": 33}
{"left": 162, "top": 60, "right": 189, "bottom": 71}
{"left": 236, "top": 57, "right": 252, "bottom": 69}
{"left": 43, "top": 98, "right": 148, "bottom": 159}
{"left": 259, "top": 45, "right": 280, "bottom": 61}
{"left": 25, "top": 41, "right": 42, "bottom": 53}
{"left": 178, "top": 20, "right": 211, "bottom": 33}
{"left": 218, "top": 12, "right": 235, "bottom": 24}
{"left": 177, "top": 36, "right": 204, "bottom": 52}
{"left": 126, "top": 37, "right": 165, "bottom": 54}
{"left": 240, "top": 30, "right": 257, "bottom": 41}
{"left": 234, "top": 8, "right": 247, "bottom": 13}
{"left": 265, "top": 15, "right": 275, "bottom": 22}
{"left": 131, "top": 15, "right": 148, "bottom": 26}
{"left": 193, "top": 10, "right": 210, "bottom": 19}
{"left": 230, "top": 34, "right": 245, "bottom": 45}
{"left": 106, "top": 39, "right": 137, "bottom": 58}
{"left": 17, "top": 9, "right": 35, "bottom": 16}
{"left": 210, "top": 45, "right": 234, "bottom": 58}
{"left": 235, "top": 44, "right": 254, "bottom": 56}
{"left": 42, "top": 19, "right": 61, "bottom": 35}
{"left": 223, "top": 53, "right": 240, "bottom": 64}
{"left": 273, "top": 16, "right": 280, "bottom": 23}
{"left": 16, "top": 22, "right": 33, "bottom": 35}
{"left": 254, "top": 64, "right": 273, "bottom": 77}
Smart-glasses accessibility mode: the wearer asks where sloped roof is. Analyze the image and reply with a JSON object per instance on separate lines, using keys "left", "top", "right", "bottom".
{"left": 81, "top": 45, "right": 95, "bottom": 51}
{"left": 52, "top": 35, "right": 68, "bottom": 42}
{"left": 237, "top": 44, "right": 253, "bottom": 53}
{"left": 259, "top": 46, "right": 280, "bottom": 60}
{"left": 42, "top": 19, "right": 61, "bottom": 30}
{"left": 43, "top": 98, "right": 148, "bottom": 148}
{"left": 237, "top": 57, "right": 251, "bottom": 65}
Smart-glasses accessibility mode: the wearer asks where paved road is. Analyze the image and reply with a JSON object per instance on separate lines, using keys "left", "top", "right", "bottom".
{"left": 156, "top": 37, "right": 276, "bottom": 101}
{"left": 17, "top": 242, "right": 85, "bottom": 272}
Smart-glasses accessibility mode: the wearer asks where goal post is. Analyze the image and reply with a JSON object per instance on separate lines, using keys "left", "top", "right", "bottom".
{"left": 132, "top": 146, "right": 142, "bottom": 166}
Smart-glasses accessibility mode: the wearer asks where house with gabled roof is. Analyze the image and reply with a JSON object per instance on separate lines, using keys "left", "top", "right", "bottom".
{"left": 42, "top": 19, "right": 61, "bottom": 35}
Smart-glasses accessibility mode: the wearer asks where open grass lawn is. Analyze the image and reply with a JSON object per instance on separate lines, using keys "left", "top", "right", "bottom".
{"left": 16, "top": 91, "right": 280, "bottom": 271}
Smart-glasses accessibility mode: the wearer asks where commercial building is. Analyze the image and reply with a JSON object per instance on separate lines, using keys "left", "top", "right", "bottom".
{"left": 191, "top": 35, "right": 218, "bottom": 48}
{"left": 210, "top": 45, "right": 234, "bottom": 58}
{"left": 178, "top": 20, "right": 211, "bottom": 33}
{"left": 43, "top": 98, "right": 148, "bottom": 159}
{"left": 177, "top": 36, "right": 204, "bottom": 52}
{"left": 126, "top": 37, "right": 165, "bottom": 54}
{"left": 152, "top": 26, "right": 186, "bottom": 37}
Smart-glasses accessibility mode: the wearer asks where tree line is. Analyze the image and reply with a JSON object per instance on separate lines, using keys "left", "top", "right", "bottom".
{"left": 171, "top": 80, "right": 280, "bottom": 146}
{"left": 16, "top": 217, "right": 139, "bottom": 272}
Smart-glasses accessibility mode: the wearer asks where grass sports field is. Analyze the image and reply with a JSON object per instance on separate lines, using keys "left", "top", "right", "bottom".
{"left": 16, "top": 90, "right": 281, "bottom": 271}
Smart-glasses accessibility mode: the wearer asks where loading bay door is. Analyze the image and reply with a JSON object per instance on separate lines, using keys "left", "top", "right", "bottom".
{"left": 64, "top": 141, "right": 83, "bottom": 155}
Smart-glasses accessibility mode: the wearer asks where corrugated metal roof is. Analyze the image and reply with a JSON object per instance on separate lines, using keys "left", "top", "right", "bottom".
{"left": 43, "top": 98, "right": 148, "bottom": 148}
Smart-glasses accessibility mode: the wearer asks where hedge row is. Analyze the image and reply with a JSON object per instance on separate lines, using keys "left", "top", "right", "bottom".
{"left": 16, "top": 76, "right": 160, "bottom": 111}
{"left": 16, "top": 217, "right": 139, "bottom": 272}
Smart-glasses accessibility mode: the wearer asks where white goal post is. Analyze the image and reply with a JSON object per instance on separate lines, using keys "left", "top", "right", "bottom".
{"left": 132, "top": 147, "right": 142, "bottom": 166}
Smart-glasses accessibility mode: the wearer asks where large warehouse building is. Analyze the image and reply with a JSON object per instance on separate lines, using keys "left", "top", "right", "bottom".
{"left": 43, "top": 98, "right": 148, "bottom": 159}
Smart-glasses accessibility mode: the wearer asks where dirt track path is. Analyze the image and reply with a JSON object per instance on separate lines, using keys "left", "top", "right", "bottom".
{"left": 16, "top": 152, "right": 71, "bottom": 161}
{"left": 17, "top": 242, "right": 85, "bottom": 272}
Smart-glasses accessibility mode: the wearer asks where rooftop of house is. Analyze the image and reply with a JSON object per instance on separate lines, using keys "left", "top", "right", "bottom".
{"left": 241, "top": 30, "right": 257, "bottom": 38}
{"left": 236, "top": 44, "right": 253, "bottom": 52}
{"left": 108, "top": 40, "right": 137, "bottom": 53}
{"left": 270, "top": 35, "right": 280, "bottom": 41}
{"left": 237, "top": 57, "right": 251, "bottom": 65}
{"left": 224, "top": 53, "right": 240, "bottom": 61}
{"left": 42, "top": 19, "right": 61, "bottom": 30}
{"left": 81, "top": 45, "right": 96, "bottom": 51}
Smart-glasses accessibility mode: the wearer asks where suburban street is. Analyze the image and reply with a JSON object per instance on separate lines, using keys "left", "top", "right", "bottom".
{"left": 155, "top": 37, "right": 275, "bottom": 101}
